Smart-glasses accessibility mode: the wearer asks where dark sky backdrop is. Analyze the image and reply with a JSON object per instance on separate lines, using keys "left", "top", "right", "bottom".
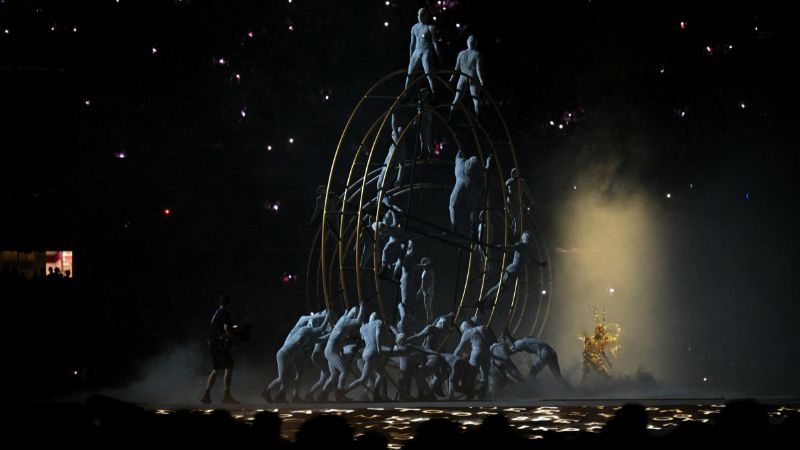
{"left": 1, "top": 0, "right": 798, "bottom": 399}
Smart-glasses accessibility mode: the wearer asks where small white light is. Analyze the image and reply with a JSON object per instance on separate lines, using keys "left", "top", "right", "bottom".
{"left": 72, "top": 26, "right": 78, "bottom": 32}
{"left": 3, "top": 29, "right": 9, "bottom": 35}
{"left": 84, "top": 99, "right": 91, "bottom": 106}
{"left": 703, "top": 377, "right": 708, "bottom": 382}
{"left": 267, "top": 145, "right": 272, "bottom": 151}
{"left": 689, "top": 183, "right": 694, "bottom": 189}
{"left": 386, "top": 1, "right": 390, "bottom": 5}
{"left": 73, "top": 370, "right": 78, "bottom": 375}
{"left": 739, "top": 102, "right": 746, "bottom": 109}
{"left": 152, "top": 47, "right": 158, "bottom": 54}
{"left": 247, "top": 31, "right": 254, "bottom": 38}
{"left": 549, "top": 120, "right": 555, "bottom": 126}
{"left": 384, "top": 22, "right": 389, "bottom": 27}
{"left": 433, "top": 16, "right": 437, "bottom": 21}
{"left": 289, "top": 137, "right": 294, "bottom": 144}
{"left": 456, "top": 23, "right": 461, "bottom": 28}
{"left": 218, "top": 58, "right": 225, "bottom": 65}
{"left": 754, "top": 26, "right": 758, "bottom": 32}
{"left": 573, "top": 185, "right": 577, "bottom": 190}
{"left": 666, "top": 193, "right": 671, "bottom": 199}
{"left": 240, "top": 109, "right": 247, "bottom": 117}
{"left": 324, "top": 95, "right": 329, "bottom": 100}
{"left": 234, "top": 73, "right": 241, "bottom": 81}
{"left": 728, "top": 44, "right": 733, "bottom": 50}
{"left": 541, "top": 290, "right": 547, "bottom": 295}
{"left": 608, "top": 287, "right": 615, "bottom": 294}
{"left": 288, "top": 25, "right": 294, "bottom": 31}
{"left": 558, "top": 124, "right": 564, "bottom": 129}
{"left": 50, "top": 26, "right": 56, "bottom": 31}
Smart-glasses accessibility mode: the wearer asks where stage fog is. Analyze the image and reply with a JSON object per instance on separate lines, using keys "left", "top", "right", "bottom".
{"left": 532, "top": 133, "right": 800, "bottom": 396}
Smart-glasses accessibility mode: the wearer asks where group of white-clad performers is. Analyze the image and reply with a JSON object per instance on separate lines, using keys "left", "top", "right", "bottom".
{"left": 264, "top": 121, "right": 566, "bottom": 403}
{"left": 262, "top": 8, "right": 568, "bottom": 403}
{"left": 262, "top": 303, "right": 568, "bottom": 402}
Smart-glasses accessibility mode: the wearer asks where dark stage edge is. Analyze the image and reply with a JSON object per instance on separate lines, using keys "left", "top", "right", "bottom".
{"left": 149, "top": 397, "right": 800, "bottom": 410}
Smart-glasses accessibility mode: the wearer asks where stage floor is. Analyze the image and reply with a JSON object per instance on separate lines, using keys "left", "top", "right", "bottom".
{"left": 147, "top": 399, "right": 799, "bottom": 448}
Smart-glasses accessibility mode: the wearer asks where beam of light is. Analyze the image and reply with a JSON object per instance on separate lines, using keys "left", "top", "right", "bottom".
{"left": 554, "top": 183, "right": 668, "bottom": 381}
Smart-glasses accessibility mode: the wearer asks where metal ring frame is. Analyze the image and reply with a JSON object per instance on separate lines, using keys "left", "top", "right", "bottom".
{"left": 309, "top": 70, "right": 553, "bottom": 337}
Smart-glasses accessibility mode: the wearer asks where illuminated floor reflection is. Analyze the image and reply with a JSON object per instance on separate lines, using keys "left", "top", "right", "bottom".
{"left": 156, "top": 403, "right": 798, "bottom": 448}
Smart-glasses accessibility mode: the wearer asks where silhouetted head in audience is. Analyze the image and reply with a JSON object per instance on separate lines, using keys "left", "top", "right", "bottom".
{"left": 602, "top": 403, "right": 648, "bottom": 441}
{"left": 296, "top": 415, "right": 353, "bottom": 450}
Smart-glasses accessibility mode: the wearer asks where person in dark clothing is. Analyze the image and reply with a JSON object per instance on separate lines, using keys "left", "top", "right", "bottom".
{"left": 201, "top": 295, "right": 239, "bottom": 404}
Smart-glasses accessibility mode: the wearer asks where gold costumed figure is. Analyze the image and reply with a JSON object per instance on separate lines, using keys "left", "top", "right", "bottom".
{"left": 578, "top": 308, "right": 621, "bottom": 380}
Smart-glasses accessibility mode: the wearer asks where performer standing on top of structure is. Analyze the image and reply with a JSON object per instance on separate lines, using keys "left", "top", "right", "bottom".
{"left": 449, "top": 35, "right": 485, "bottom": 118}
{"left": 405, "top": 8, "right": 440, "bottom": 97}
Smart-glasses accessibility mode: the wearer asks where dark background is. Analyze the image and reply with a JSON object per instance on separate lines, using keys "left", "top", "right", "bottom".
{"left": 1, "top": 0, "right": 797, "bottom": 400}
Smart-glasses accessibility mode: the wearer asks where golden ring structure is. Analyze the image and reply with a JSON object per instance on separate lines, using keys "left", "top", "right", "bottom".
{"left": 307, "top": 70, "right": 553, "bottom": 337}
